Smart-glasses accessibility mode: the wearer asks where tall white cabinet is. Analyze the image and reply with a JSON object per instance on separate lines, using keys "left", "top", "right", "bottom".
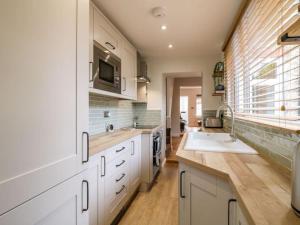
{"left": 0, "top": 0, "right": 89, "bottom": 223}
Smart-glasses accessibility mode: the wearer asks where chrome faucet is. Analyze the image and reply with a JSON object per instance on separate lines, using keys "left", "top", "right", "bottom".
{"left": 216, "top": 103, "right": 236, "bottom": 142}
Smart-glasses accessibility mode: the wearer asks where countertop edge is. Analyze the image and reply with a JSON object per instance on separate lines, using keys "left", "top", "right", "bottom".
{"left": 89, "top": 130, "right": 143, "bottom": 156}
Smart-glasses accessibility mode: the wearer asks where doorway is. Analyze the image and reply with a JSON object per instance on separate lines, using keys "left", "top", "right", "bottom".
{"left": 165, "top": 74, "right": 202, "bottom": 162}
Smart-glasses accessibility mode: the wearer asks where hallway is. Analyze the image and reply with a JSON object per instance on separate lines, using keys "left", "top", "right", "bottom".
{"left": 118, "top": 163, "right": 179, "bottom": 225}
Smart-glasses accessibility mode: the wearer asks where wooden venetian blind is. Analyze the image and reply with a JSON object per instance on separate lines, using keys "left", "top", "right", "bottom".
{"left": 224, "top": 0, "right": 300, "bottom": 130}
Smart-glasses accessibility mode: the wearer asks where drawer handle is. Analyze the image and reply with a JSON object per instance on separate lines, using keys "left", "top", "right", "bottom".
{"left": 180, "top": 171, "right": 185, "bottom": 198}
{"left": 116, "top": 160, "right": 125, "bottom": 167}
{"left": 116, "top": 173, "right": 126, "bottom": 182}
{"left": 228, "top": 199, "right": 237, "bottom": 225}
{"left": 82, "top": 132, "right": 89, "bottom": 164}
{"left": 116, "top": 146, "right": 125, "bottom": 153}
{"left": 116, "top": 185, "right": 125, "bottom": 195}
{"left": 82, "top": 180, "right": 89, "bottom": 212}
{"left": 101, "top": 156, "right": 106, "bottom": 177}
{"left": 105, "top": 41, "right": 116, "bottom": 50}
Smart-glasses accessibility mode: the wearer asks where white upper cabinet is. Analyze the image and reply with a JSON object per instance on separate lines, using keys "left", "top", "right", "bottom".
{"left": 121, "top": 40, "right": 137, "bottom": 99}
{"left": 90, "top": 2, "right": 137, "bottom": 100}
{"left": 93, "top": 6, "right": 121, "bottom": 58}
{"left": 0, "top": 0, "right": 89, "bottom": 215}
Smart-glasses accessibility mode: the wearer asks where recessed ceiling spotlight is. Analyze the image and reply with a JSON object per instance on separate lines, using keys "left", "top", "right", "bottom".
{"left": 168, "top": 44, "right": 173, "bottom": 48}
{"left": 152, "top": 7, "right": 166, "bottom": 18}
{"left": 161, "top": 25, "right": 167, "bottom": 30}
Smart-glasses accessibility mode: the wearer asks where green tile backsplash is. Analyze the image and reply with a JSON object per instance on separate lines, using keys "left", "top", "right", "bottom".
{"left": 89, "top": 94, "right": 161, "bottom": 135}
{"left": 224, "top": 117, "right": 299, "bottom": 170}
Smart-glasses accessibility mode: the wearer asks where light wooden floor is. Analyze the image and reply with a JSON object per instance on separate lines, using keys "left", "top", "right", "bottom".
{"left": 166, "top": 136, "right": 182, "bottom": 163}
{"left": 118, "top": 163, "right": 179, "bottom": 225}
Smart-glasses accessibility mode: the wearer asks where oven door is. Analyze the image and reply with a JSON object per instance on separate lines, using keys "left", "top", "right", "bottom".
{"left": 92, "top": 42, "right": 121, "bottom": 93}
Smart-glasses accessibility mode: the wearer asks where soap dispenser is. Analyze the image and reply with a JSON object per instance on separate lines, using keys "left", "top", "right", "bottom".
{"left": 292, "top": 140, "right": 300, "bottom": 217}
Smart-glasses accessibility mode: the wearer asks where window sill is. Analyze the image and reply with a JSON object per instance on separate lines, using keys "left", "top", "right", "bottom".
{"left": 224, "top": 116, "right": 300, "bottom": 135}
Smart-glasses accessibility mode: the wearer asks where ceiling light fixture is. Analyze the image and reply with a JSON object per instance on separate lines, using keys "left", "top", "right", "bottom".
{"left": 152, "top": 7, "right": 166, "bottom": 18}
{"left": 161, "top": 25, "right": 167, "bottom": 30}
{"left": 168, "top": 44, "right": 173, "bottom": 48}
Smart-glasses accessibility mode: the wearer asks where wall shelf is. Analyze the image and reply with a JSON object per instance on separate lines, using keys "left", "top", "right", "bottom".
{"left": 212, "top": 92, "right": 224, "bottom": 96}
{"left": 278, "top": 15, "right": 300, "bottom": 45}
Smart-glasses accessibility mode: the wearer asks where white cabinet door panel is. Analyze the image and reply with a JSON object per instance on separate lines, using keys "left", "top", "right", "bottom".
{"left": 0, "top": 0, "right": 89, "bottom": 215}
{"left": 88, "top": 158, "right": 100, "bottom": 225}
{"left": 236, "top": 204, "right": 250, "bottom": 225}
{"left": 93, "top": 7, "right": 121, "bottom": 57}
{"left": 121, "top": 41, "right": 137, "bottom": 99}
{"left": 179, "top": 163, "right": 234, "bottom": 225}
{"left": 0, "top": 172, "right": 89, "bottom": 225}
{"left": 129, "top": 135, "right": 141, "bottom": 192}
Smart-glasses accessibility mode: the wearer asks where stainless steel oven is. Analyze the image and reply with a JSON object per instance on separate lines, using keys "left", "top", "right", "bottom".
{"left": 91, "top": 41, "right": 121, "bottom": 94}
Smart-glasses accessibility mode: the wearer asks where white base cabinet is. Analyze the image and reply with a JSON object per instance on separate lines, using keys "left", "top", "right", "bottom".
{"left": 129, "top": 136, "right": 142, "bottom": 194}
{"left": 88, "top": 135, "right": 141, "bottom": 225}
{"left": 236, "top": 204, "right": 250, "bottom": 225}
{"left": 0, "top": 172, "right": 89, "bottom": 225}
{"left": 179, "top": 163, "right": 240, "bottom": 225}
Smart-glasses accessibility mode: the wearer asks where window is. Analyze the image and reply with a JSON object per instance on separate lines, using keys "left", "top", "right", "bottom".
{"left": 224, "top": 0, "right": 300, "bottom": 130}
{"left": 196, "top": 95, "right": 202, "bottom": 117}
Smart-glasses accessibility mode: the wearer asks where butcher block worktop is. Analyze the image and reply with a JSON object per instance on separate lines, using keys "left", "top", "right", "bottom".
{"left": 89, "top": 126, "right": 161, "bottom": 156}
{"left": 89, "top": 129, "right": 142, "bottom": 156}
{"left": 176, "top": 130, "right": 300, "bottom": 225}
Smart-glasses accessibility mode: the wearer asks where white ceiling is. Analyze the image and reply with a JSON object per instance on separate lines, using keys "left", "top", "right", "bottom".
{"left": 94, "top": 0, "right": 242, "bottom": 58}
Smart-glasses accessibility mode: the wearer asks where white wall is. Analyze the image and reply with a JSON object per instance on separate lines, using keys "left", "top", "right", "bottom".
{"left": 146, "top": 56, "right": 222, "bottom": 111}
{"left": 145, "top": 55, "right": 222, "bottom": 160}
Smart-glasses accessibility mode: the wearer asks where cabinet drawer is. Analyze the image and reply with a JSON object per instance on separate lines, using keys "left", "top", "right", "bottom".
{"left": 105, "top": 141, "right": 130, "bottom": 163}
{"left": 104, "top": 170, "right": 129, "bottom": 211}
{"left": 106, "top": 155, "right": 128, "bottom": 176}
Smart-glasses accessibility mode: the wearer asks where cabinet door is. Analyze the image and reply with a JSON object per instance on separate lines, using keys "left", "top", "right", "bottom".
{"left": 179, "top": 165, "right": 233, "bottom": 225}
{"left": 236, "top": 204, "right": 249, "bottom": 225}
{"left": 129, "top": 135, "right": 141, "bottom": 193}
{"left": 0, "top": 172, "right": 89, "bottom": 225}
{"left": 93, "top": 6, "right": 121, "bottom": 57}
{"left": 121, "top": 41, "right": 137, "bottom": 99}
{"left": 0, "top": 0, "right": 89, "bottom": 215}
{"left": 88, "top": 158, "right": 100, "bottom": 225}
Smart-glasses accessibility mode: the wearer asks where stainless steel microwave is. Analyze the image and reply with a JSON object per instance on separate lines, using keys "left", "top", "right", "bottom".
{"left": 91, "top": 41, "right": 121, "bottom": 94}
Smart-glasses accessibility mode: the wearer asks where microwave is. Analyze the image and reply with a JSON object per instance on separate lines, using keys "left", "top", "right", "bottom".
{"left": 91, "top": 41, "right": 121, "bottom": 94}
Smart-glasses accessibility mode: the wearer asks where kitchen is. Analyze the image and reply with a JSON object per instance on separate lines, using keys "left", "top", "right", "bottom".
{"left": 1, "top": 0, "right": 300, "bottom": 225}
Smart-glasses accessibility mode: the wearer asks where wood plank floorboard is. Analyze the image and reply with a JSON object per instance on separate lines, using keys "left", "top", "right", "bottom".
{"left": 118, "top": 163, "right": 179, "bottom": 225}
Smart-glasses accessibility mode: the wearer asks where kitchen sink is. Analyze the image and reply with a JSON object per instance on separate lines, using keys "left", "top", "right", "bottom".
{"left": 184, "top": 132, "right": 257, "bottom": 154}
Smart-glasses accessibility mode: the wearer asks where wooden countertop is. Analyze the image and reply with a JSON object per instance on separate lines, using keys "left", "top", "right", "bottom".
{"left": 176, "top": 130, "right": 300, "bottom": 225}
{"left": 89, "top": 126, "right": 161, "bottom": 156}
{"left": 89, "top": 129, "right": 142, "bottom": 156}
